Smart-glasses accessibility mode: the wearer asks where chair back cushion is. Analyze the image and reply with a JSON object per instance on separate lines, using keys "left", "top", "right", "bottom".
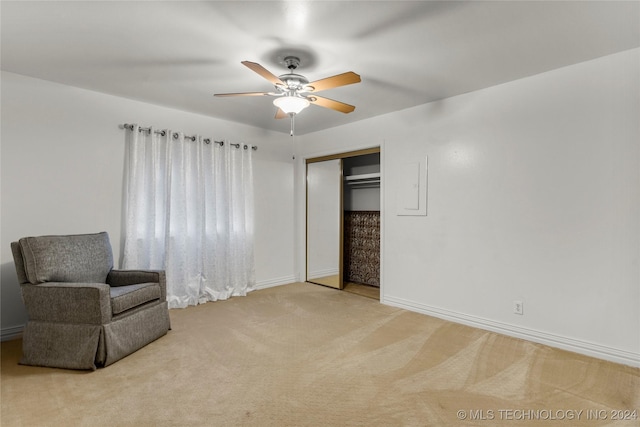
{"left": 10, "top": 241, "right": 29, "bottom": 284}
{"left": 18, "top": 232, "right": 114, "bottom": 284}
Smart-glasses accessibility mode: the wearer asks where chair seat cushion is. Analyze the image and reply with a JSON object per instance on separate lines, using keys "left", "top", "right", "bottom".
{"left": 110, "top": 283, "right": 161, "bottom": 315}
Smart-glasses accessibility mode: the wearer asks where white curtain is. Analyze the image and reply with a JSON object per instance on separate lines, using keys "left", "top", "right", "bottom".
{"left": 122, "top": 125, "right": 255, "bottom": 308}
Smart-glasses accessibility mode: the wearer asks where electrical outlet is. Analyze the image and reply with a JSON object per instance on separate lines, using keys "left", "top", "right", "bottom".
{"left": 513, "top": 300, "right": 524, "bottom": 315}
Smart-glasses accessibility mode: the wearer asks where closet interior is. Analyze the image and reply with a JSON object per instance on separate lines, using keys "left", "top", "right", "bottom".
{"left": 306, "top": 148, "right": 381, "bottom": 299}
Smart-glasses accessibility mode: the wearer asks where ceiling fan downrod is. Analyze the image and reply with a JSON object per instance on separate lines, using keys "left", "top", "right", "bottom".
{"left": 283, "top": 56, "right": 300, "bottom": 71}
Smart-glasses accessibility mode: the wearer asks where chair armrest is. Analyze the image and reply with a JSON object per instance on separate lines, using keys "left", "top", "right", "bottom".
{"left": 107, "top": 270, "right": 167, "bottom": 302}
{"left": 21, "top": 282, "right": 111, "bottom": 324}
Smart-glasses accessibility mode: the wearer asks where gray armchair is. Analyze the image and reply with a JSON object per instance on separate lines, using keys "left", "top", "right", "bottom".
{"left": 10, "top": 232, "right": 171, "bottom": 370}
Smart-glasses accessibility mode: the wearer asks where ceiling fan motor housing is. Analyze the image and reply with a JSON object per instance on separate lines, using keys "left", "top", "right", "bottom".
{"left": 278, "top": 73, "right": 310, "bottom": 92}
{"left": 276, "top": 56, "right": 311, "bottom": 93}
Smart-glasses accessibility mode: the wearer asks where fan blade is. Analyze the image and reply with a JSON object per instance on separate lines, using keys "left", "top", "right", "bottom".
{"left": 275, "top": 108, "right": 288, "bottom": 119}
{"left": 214, "top": 92, "right": 270, "bottom": 97}
{"left": 242, "top": 61, "right": 285, "bottom": 86}
{"left": 306, "top": 72, "right": 361, "bottom": 92}
{"left": 309, "top": 95, "right": 356, "bottom": 114}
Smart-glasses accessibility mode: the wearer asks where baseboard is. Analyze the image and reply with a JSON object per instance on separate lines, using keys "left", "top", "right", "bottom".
{"left": 383, "top": 295, "right": 640, "bottom": 368}
{"left": 1, "top": 325, "right": 24, "bottom": 342}
{"left": 255, "top": 275, "right": 298, "bottom": 290}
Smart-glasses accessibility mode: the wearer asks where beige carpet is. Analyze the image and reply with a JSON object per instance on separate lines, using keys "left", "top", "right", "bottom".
{"left": 343, "top": 282, "right": 380, "bottom": 300}
{"left": 2, "top": 282, "right": 638, "bottom": 426}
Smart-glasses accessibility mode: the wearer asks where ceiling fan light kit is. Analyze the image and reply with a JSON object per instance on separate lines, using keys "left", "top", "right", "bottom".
{"left": 273, "top": 96, "right": 310, "bottom": 115}
{"left": 214, "top": 55, "right": 361, "bottom": 119}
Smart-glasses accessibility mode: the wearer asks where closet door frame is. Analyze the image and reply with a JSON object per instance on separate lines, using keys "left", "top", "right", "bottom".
{"left": 305, "top": 147, "right": 381, "bottom": 289}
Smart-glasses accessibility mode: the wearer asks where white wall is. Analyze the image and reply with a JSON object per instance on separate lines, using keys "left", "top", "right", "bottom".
{"left": 296, "top": 49, "right": 640, "bottom": 366}
{"left": 1, "top": 71, "right": 296, "bottom": 338}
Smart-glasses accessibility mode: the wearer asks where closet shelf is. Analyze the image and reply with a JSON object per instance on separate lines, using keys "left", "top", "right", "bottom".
{"left": 344, "top": 172, "right": 380, "bottom": 187}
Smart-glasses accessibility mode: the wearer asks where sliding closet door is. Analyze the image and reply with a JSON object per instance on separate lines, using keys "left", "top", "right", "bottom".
{"left": 306, "top": 159, "right": 343, "bottom": 289}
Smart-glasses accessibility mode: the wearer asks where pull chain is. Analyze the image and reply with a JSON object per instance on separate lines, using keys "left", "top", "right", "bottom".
{"left": 290, "top": 114, "right": 296, "bottom": 160}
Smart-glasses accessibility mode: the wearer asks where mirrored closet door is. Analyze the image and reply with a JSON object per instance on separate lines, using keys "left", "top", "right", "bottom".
{"left": 306, "top": 159, "right": 343, "bottom": 288}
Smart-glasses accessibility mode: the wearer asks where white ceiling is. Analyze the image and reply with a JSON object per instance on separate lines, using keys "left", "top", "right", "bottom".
{"left": 2, "top": 1, "right": 639, "bottom": 135}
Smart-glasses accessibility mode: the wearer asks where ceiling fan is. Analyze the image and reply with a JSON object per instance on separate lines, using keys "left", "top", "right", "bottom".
{"left": 214, "top": 56, "right": 361, "bottom": 118}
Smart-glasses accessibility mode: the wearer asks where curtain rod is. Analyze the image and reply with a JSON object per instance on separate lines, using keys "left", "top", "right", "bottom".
{"left": 120, "top": 123, "right": 257, "bottom": 151}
